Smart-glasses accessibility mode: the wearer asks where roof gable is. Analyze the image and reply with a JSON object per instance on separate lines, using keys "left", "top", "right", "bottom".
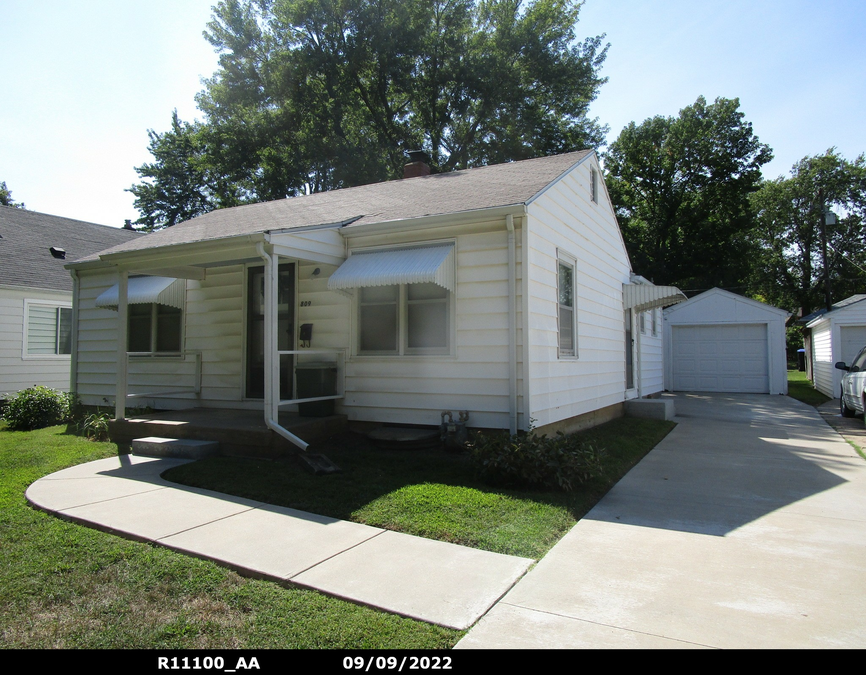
{"left": 0, "top": 206, "right": 141, "bottom": 291}
{"left": 804, "top": 294, "right": 866, "bottom": 326}
{"left": 81, "top": 151, "right": 592, "bottom": 262}
{"left": 665, "top": 287, "right": 790, "bottom": 319}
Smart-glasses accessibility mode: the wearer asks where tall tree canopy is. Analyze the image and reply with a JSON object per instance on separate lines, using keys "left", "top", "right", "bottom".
{"left": 131, "top": 0, "right": 608, "bottom": 229}
{"left": 604, "top": 96, "right": 772, "bottom": 292}
{"left": 750, "top": 149, "right": 866, "bottom": 317}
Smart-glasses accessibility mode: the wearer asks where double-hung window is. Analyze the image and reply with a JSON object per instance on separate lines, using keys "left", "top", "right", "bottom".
{"left": 25, "top": 302, "right": 72, "bottom": 356}
{"left": 128, "top": 304, "right": 182, "bottom": 354}
{"left": 359, "top": 283, "right": 450, "bottom": 355}
{"left": 557, "top": 254, "right": 576, "bottom": 357}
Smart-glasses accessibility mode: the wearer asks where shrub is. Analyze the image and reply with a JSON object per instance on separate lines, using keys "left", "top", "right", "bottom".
{"left": 2, "top": 386, "right": 72, "bottom": 431}
{"left": 468, "top": 429, "right": 606, "bottom": 491}
{"left": 78, "top": 411, "right": 111, "bottom": 441}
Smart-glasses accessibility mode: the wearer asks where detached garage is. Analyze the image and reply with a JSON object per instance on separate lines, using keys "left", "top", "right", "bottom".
{"left": 664, "top": 288, "right": 789, "bottom": 395}
{"left": 803, "top": 294, "right": 866, "bottom": 399}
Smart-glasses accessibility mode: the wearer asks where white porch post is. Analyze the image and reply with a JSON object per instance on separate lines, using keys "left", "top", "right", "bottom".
{"left": 115, "top": 269, "right": 128, "bottom": 421}
{"left": 269, "top": 252, "right": 280, "bottom": 422}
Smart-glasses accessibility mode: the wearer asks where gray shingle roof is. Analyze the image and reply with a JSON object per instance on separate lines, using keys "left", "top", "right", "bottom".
{"left": 84, "top": 151, "right": 592, "bottom": 261}
{"left": 798, "top": 294, "right": 866, "bottom": 325}
{"left": 0, "top": 207, "right": 142, "bottom": 291}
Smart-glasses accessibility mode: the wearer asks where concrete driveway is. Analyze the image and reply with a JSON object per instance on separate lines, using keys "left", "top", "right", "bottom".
{"left": 457, "top": 393, "right": 866, "bottom": 649}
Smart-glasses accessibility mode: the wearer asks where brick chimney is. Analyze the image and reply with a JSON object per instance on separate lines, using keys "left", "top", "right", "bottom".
{"left": 123, "top": 219, "right": 134, "bottom": 230}
{"left": 403, "top": 150, "right": 431, "bottom": 179}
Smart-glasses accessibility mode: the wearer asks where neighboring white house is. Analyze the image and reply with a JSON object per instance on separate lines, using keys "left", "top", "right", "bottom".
{"left": 0, "top": 206, "right": 140, "bottom": 397}
{"left": 66, "top": 151, "right": 684, "bottom": 447}
{"left": 663, "top": 288, "right": 789, "bottom": 395}
{"left": 803, "top": 294, "right": 866, "bottom": 398}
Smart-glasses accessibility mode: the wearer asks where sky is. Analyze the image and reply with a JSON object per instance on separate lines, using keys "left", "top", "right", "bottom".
{"left": 1, "top": 0, "right": 864, "bottom": 228}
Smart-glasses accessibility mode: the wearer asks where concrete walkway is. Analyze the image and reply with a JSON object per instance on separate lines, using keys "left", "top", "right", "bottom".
{"left": 457, "top": 393, "right": 866, "bottom": 649}
{"left": 25, "top": 455, "right": 532, "bottom": 631}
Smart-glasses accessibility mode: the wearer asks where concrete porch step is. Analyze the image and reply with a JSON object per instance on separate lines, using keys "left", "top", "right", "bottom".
{"left": 132, "top": 436, "right": 220, "bottom": 460}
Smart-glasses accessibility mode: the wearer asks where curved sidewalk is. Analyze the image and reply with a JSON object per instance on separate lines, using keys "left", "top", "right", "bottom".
{"left": 457, "top": 393, "right": 866, "bottom": 649}
{"left": 26, "top": 454, "right": 532, "bottom": 631}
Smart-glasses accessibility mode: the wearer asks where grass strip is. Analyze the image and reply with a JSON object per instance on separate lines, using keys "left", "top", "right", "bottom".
{"left": 166, "top": 417, "right": 676, "bottom": 560}
{"left": 0, "top": 424, "right": 458, "bottom": 649}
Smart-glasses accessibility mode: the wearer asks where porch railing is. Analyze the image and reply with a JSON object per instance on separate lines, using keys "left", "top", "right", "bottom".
{"left": 275, "top": 349, "right": 345, "bottom": 407}
{"left": 124, "top": 350, "right": 202, "bottom": 400}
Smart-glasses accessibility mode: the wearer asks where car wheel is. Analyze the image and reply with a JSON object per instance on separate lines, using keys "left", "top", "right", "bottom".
{"left": 841, "top": 390, "right": 856, "bottom": 418}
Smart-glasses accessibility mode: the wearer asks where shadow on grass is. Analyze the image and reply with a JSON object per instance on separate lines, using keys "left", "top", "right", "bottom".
{"left": 163, "top": 417, "right": 676, "bottom": 559}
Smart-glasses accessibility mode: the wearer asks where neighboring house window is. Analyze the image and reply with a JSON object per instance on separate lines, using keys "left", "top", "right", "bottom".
{"left": 128, "top": 304, "right": 182, "bottom": 353}
{"left": 590, "top": 166, "right": 599, "bottom": 203}
{"left": 26, "top": 303, "right": 72, "bottom": 355}
{"left": 359, "top": 283, "right": 449, "bottom": 355}
{"left": 639, "top": 311, "right": 647, "bottom": 334}
{"left": 652, "top": 308, "right": 658, "bottom": 336}
{"left": 558, "top": 255, "right": 576, "bottom": 357}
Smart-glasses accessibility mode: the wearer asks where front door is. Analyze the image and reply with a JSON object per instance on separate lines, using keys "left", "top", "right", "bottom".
{"left": 246, "top": 262, "right": 295, "bottom": 399}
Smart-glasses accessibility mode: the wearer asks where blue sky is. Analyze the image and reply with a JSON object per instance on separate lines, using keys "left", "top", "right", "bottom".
{"left": 1, "top": 0, "right": 864, "bottom": 227}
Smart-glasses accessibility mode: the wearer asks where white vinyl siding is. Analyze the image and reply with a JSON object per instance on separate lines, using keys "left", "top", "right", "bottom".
{"left": 0, "top": 287, "right": 73, "bottom": 394}
{"left": 526, "top": 158, "right": 632, "bottom": 428}
{"left": 341, "top": 226, "right": 523, "bottom": 429}
{"left": 25, "top": 302, "right": 72, "bottom": 355}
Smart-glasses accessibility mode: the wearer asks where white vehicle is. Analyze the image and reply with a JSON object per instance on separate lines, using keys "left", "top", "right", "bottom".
{"left": 836, "top": 346, "right": 866, "bottom": 422}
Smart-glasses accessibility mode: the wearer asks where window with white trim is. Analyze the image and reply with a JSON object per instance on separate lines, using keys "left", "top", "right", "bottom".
{"left": 25, "top": 302, "right": 72, "bottom": 355}
{"left": 590, "top": 166, "right": 599, "bottom": 203}
{"left": 128, "top": 303, "right": 182, "bottom": 353}
{"left": 557, "top": 255, "right": 576, "bottom": 357}
{"left": 359, "top": 283, "right": 450, "bottom": 355}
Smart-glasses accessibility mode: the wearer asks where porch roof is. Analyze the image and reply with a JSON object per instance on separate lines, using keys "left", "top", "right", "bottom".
{"left": 72, "top": 151, "right": 592, "bottom": 265}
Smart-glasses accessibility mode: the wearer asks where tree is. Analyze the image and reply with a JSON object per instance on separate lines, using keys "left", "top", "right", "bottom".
{"left": 131, "top": 0, "right": 609, "bottom": 228}
{"left": 128, "top": 111, "right": 246, "bottom": 231}
{"left": 750, "top": 149, "right": 866, "bottom": 317}
{"left": 604, "top": 96, "right": 772, "bottom": 292}
{"left": 0, "top": 181, "right": 25, "bottom": 209}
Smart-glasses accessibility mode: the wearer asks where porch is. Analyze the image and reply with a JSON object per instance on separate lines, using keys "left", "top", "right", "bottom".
{"left": 108, "top": 407, "right": 348, "bottom": 459}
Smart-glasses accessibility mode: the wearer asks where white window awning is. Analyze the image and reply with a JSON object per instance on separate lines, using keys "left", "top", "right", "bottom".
{"left": 96, "top": 276, "right": 185, "bottom": 310}
{"left": 623, "top": 283, "right": 687, "bottom": 311}
{"left": 327, "top": 244, "right": 455, "bottom": 293}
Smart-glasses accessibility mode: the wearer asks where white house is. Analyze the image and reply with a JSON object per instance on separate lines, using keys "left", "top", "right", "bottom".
{"left": 663, "top": 288, "right": 789, "bottom": 395}
{"left": 67, "top": 151, "right": 684, "bottom": 449}
{"left": 803, "top": 294, "right": 866, "bottom": 398}
{"left": 0, "top": 206, "right": 140, "bottom": 397}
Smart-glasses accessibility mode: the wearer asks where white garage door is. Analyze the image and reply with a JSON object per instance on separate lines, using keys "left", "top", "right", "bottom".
{"left": 672, "top": 324, "right": 769, "bottom": 393}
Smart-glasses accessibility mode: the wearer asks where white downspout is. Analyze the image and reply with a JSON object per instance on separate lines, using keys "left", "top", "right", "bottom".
{"left": 69, "top": 268, "right": 80, "bottom": 397}
{"left": 506, "top": 214, "right": 518, "bottom": 435}
{"left": 257, "top": 242, "right": 309, "bottom": 451}
{"left": 115, "top": 269, "right": 128, "bottom": 421}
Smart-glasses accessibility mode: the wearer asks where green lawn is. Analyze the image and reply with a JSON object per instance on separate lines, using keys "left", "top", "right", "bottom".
{"left": 0, "top": 424, "right": 458, "bottom": 649}
{"left": 1, "top": 415, "right": 674, "bottom": 647}
{"left": 787, "top": 369, "right": 831, "bottom": 407}
{"left": 165, "top": 417, "right": 676, "bottom": 560}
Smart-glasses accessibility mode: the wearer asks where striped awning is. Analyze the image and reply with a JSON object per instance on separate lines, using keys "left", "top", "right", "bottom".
{"left": 327, "top": 244, "right": 455, "bottom": 292}
{"left": 96, "top": 276, "right": 185, "bottom": 310}
{"left": 623, "top": 283, "right": 686, "bottom": 311}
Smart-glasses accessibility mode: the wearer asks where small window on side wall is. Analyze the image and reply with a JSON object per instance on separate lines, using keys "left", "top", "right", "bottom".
{"left": 558, "top": 255, "right": 576, "bottom": 357}
{"left": 26, "top": 303, "right": 72, "bottom": 355}
{"left": 591, "top": 166, "right": 599, "bottom": 203}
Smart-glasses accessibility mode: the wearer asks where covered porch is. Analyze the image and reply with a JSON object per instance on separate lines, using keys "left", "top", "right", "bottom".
{"left": 81, "top": 228, "right": 349, "bottom": 453}
{"left": 108, "top": 407, "right": 347, "bottom": 458}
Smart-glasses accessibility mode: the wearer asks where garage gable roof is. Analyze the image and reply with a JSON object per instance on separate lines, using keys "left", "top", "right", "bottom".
{"left": 664, "top": 287, "right": 790, "bottom": 319}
